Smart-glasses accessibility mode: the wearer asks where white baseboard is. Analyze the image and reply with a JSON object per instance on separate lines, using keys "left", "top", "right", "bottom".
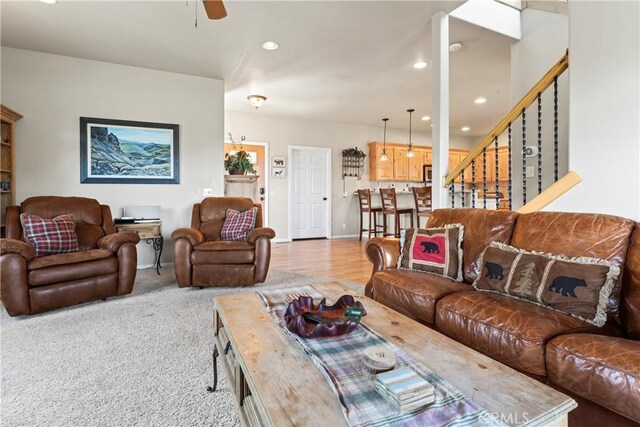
{"left": 273, "top": 238, "right": 293, "bottom": 244}
{"left": 137, "top": 262, "right": 173, "bottom": 270}
{"left": 330, "top": 234, "right": 359, "bottom": 239}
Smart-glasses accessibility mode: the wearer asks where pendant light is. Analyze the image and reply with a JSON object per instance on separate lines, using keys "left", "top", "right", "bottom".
{"left": 380, "top": 118, "right": 389, "bottom": 161}
{"left": 406, "top": 108, "right": 415, "bottom": 158}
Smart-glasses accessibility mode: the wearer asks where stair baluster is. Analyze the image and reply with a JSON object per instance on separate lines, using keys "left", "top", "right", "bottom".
{"left": 461, "top": 169, "right": 465, "bottom": 208}
{"left": 482, "top": 148, "right": 487, "bottom": 208}
{"left": 522, "top": 108, "right": 527, "bottom": 206}
{"left": 451, "top": 183, "right": 455, "bottom": 208}
{"left": 537, "top": 92, "right": 543, "bottom": 194}
{"left": 508, "top": 123, "right": 513, "bottom": 210}
{"left": 554, "top": 76, "right": 559, "bottom": 182}
{"left": 471, "top": 160, "right": 476, "bottom": 208}
{"left": 494, "top": 136, "right": 499, "bottom": 209}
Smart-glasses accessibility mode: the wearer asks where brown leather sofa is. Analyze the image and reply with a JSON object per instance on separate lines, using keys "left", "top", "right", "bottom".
{"left": 0, "top": 196, "right": 140, "bottom": 316}
{"left": 171, "top": 197, "right": 275, "bottom": 287}
{"left": 365, "top": 208, "right": 640, "bottom": 425}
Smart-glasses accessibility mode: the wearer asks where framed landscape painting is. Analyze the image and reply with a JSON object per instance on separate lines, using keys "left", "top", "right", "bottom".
{"left": 80, "top": 117, "right": 180, "bottom": 184}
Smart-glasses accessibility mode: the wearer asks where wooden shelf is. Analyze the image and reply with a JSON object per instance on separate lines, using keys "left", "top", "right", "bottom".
{"left": 1, "top": 104, "right": 22, "bottom": 238}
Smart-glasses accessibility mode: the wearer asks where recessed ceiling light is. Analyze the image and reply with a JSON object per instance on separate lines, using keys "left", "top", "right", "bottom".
{"left": 461, "top": 126, "right": 470, "bottom": 132}
{"left": 39, "top": 0, "right": 58, "bottom": 3}
{"left": 421, "top": 116, "right": 430, "bottom": 121}
{"left": 413, "top": 61, "right": 429, "bottom": 69}
{"left": 474, "top": 97, "right": 487, "bottom": 104}
{"left": 449, "top": 42, "right": 463, "bottom": 52}
{"left": 262, "top": 41, "right": 279, "bottom": 51}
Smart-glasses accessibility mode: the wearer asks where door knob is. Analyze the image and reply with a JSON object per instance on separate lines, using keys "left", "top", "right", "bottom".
{"left": 323, "top": 197, "right": 328, "bottom": 201}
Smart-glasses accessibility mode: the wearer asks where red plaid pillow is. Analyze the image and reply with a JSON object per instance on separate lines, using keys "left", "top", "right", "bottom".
{"left": 221, "top": 208, "right": 257, "bottom": 241}
{"left": 20, "top": 213, "right": 79, "bottom": 256}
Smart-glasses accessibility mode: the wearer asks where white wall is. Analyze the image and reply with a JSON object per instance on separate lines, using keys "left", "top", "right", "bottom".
{"left": 510, "top": 8, "right": 569, "bottom": 207}
{"left": 0, "top": 47, "right": 225, "bottom": 264}
{"left": 547, "top": 1, "right": 640, "bottom": 220}
{"left": 225, "top": 111, "right": 475, "bottom": 240}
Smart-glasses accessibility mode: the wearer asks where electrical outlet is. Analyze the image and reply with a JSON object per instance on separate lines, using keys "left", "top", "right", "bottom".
{"left": 270, "top": 190, "right": 277, "bottom": 197}
{"left": 342, "top": 224, "right": 347, "bottom": 230}
{"left": 526, "top": 166, "right": 535, "bottom": 178}
{"left": 202, "top": 188, "right": 212, "bottom": 196}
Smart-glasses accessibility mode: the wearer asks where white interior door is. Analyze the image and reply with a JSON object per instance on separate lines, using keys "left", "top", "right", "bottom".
{"left": 291, "top": 148, "right": 329, "bottom": 239}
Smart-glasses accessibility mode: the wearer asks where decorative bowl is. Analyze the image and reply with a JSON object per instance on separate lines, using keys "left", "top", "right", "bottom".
{"left": 284, "top": 295, "right": 367, "bottom": 339}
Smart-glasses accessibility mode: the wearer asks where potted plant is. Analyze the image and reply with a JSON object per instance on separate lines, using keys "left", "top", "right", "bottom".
{"left": 224, "top": 150, "right": 256, "bottom": 175}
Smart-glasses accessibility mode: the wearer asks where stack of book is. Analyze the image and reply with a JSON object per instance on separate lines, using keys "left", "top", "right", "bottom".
{"left": 375, "top": 367, "right": 435, "bottom": 414}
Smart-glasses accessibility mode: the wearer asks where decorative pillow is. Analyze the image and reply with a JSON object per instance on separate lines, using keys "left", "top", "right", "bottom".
{"left": 19, "top": 213, "right": 79, "bottom": 257}
{"left": 397, "top": 224, "right": 464, "bottom": 281}
{"left": 473, "top": 242, "right": 619, "bottom": 326}
{"left": 220, "top": 208, "right": 258, "bottom": 241}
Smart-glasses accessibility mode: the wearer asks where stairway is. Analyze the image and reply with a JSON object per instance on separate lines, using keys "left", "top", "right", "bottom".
{"left": 444, "top": 51, "right": 580, "bottom": 212}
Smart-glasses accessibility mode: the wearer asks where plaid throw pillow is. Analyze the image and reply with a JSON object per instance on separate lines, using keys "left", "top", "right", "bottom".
{"left": 221, "top": 208, "right": 258, "bottom": 241}
{"left": 20, "top": 213, "right": 79, "bottom": 256}
{"left": 397, "top": 224, "right": 464, "bottom": 281}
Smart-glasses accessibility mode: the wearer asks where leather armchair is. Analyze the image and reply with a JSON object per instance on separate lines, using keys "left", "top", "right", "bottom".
{"left": 0, "top": 196, "right": 140, "bottom": 316}
{"left": 171, "top": 197, "right": 275, "bottom": 287}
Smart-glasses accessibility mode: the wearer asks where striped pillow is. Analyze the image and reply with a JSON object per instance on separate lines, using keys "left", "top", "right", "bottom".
{"left": 20, "top": 213, "right": 79, "bottom": 256}
{"left": 221, "top": 208, "right": 257, "bottom": 241}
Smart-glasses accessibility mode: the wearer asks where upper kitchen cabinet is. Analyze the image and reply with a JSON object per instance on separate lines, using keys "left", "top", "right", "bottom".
{"left": 368, "top": 142, "right": 431, "bottom": 182}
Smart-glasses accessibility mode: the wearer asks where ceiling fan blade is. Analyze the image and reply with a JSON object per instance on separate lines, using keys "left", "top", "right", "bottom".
{"left": 202, "top": 0, "right": 227, "bottom": 20}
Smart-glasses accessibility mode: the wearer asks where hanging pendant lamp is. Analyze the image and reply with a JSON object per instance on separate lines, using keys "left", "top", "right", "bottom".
{"left": 406, "top": 108, "right": 415, "bottom": 158}
{"left": 380, "top": 118, "right": 389, "bottom": 161}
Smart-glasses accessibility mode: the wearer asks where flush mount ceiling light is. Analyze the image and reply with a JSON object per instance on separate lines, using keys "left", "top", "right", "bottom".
{"left": 413, "top": 61, "right": 429, "bottom": 69}
{"left": 247, "top": 95, "right": 267, "bottom": 109}
{"left": 262, "top": 41, "right": 279, "bottom": 51}
{"left": 380, "top": 118, "right": 389, "bottom": 162}
{"left": 461, "top": 126, "right": 470, "bottom": 132}
{"left": 474, "top": 97, "right": 487, "bottom": 104}
{"left": 449, "top": 42, "right": 463, "bottom": 52}
{"left": 421, "top": 115, "right": 430, "bottom": 121}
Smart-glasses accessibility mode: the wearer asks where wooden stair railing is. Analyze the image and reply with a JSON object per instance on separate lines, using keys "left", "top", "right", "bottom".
{"left": 444, "top": 51, "right": 570, "bottom": 211}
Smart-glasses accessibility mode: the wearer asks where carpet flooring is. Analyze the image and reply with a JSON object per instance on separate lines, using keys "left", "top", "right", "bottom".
{"left": 0, "top": 267, "right": 363, "bottom": 427}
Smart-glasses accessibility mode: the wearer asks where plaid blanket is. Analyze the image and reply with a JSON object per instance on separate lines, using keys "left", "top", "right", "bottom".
{"left": 258, "top": 286, "right": 505, "bottom": 427}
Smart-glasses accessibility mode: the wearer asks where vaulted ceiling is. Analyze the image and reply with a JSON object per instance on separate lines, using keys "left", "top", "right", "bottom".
{"left": 1, "top": 1, "right": 514, "bottom": 136}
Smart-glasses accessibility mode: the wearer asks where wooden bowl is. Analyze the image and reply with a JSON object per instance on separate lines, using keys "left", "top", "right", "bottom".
{"left": 284, "top": 295, "right": 367, "bottom": 339}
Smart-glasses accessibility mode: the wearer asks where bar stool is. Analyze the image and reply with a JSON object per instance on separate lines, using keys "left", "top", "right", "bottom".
{"left": 412, "top": 186, "right": 432, "bottom": 228}
{"left": 357, "top": 189, "right": 383, "bottom": 241}
{"left": 379, "top": 188, "right": 414, "bottom": 238}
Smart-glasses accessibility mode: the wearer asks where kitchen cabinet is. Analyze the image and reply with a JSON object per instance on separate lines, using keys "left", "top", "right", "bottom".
{"left": 448, "top": 149, "right": 472, "bottom": 184}
{"left": 409, "top": 148, "right": 426, "bottom": 181}
{"left": 368, "top": 142, "right": 431, "bottom": 182}
{"left": 497, "top": 147, "right": 510, "bottom": 182}
{"left": 393, "top": 147, "right": 409, "bottom": 181}
{"left": 369, "top": 143, "right": 394, "bottom": 181}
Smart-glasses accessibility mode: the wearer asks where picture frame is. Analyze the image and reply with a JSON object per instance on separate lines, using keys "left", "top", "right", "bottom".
{"left": 80, "top": 117, "right": 180, "bottom": 184}
{"left": 272, "top": 156, "right": 286, "bottom": 167}
{"left": 272, "top": 167, "right": 286, "bottom": 179}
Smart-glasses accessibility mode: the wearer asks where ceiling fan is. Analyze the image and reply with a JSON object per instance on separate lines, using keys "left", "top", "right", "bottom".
{"left": 202, "top": 0, "right": 227, "bottom": 20}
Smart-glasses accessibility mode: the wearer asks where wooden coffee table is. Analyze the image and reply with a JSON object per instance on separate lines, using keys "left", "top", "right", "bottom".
{"left": 211, "top": 282, "right": 576, "bottom": 427}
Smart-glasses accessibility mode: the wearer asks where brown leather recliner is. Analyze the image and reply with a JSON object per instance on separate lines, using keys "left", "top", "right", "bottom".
{"left": 0, "top": 196, "right": 140, "bottom": 316}
{"left": 171, "top": 197, "right": 275, "bottom": 287}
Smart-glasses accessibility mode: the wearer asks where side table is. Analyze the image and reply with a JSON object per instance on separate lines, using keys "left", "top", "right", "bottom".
{"left": 115, "top": 222, "right": 163, "bottom": 274}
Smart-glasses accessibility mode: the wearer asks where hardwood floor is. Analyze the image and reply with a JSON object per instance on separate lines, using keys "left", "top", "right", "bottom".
{"left": 270, "top": 238, "right": 373, "bottom": 285}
